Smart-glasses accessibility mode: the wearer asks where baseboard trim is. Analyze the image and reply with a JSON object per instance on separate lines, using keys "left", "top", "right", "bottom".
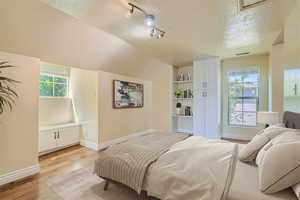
{"left": 80, "top": 129, "right": 157, "bottom": 151}
{"left": 98, "top": 129, "right": 157, "bottom": 150}
{"left": 80, "top": 140, "right": 99, "bottom": 151}
{"left": 0, "top": 164, "right": 40, "bottom": 186}
{"left": 222, "top": 133, "right": 253, "bottom": 141}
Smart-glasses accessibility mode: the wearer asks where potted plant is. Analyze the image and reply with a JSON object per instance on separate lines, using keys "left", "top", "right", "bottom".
{"left": 174, "top": 88, "right": 183, "bottom": 98}
{"left": 0, "top": 61, "right": 18, "bottom": 114}
{"left": 176, "top": 102, "right": 182, "bottom": 115}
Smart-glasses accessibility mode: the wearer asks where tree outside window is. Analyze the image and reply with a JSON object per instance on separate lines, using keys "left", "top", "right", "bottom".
{"left": 40, "top": 73, "right": 68, "bottom": 97}
{"left": 228, "top": 67, "right": 259, "bottom": 127}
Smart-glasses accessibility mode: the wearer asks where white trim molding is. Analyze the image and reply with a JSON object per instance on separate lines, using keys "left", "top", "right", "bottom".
{"left": 99, "top": 129, "right": 157, "bottom": 150}
{"left": 80, "top": 140, "right": 99, "bottom": 151}
{"left": 0, "top": 164, "right": 40, "bottom": 186}
{"left": 222, "top": 132, "right": 253, "bottom": 141}
{"left": 80, "top": 129, "right": 157, "bottom": 151}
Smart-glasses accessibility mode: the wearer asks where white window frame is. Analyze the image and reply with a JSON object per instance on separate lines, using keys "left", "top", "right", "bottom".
{"left": 39, "top": 72, "right": 69, "bottom": 98}
{"left": 227, "top": 67, "right": 260, "bottom": 128}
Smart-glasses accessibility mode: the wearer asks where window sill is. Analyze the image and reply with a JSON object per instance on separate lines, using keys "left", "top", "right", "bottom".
{"left": 39, "top": 96, "right": 71, "bottom": 99}
{"left": 227, "top": 125, "right": 260, "bottom": 129}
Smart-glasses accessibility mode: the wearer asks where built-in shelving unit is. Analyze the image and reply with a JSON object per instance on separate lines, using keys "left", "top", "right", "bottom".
{"left": 172, "top": 65, "right": 193, "bottom": 134}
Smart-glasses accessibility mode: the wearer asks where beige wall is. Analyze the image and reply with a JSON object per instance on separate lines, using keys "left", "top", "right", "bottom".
{"left": 98, "top": 71, "right": 152, "bottom": 143}
{"left": 39, "top": 98, "right": 75, "bottom": 126}
{"left": 269, "top": 1, "right": 300, "bottom": 118}
{"left": 221, "top": 54, "right": 269, "bottom": 139}
{"left": 269, "top": 44, "right": 285, "bottom": 118}
{"left": 0, "top": 51, "right": 40, "bottom": 175}
{"left": 0, "top": 0, "right": 157, "bottom": 76}
{"left": 283, "top": 0, "right": 300, "bottom": 68}
{"left": 132, "top": 60, "right": 173, "bottom": 132}
{"left": 70, "top": 68, "right": 99, "bottom": 144}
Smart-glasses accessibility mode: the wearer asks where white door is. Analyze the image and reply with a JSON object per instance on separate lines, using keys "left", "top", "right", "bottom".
{"left": 56, "top": 126, "right": 80, "bottom": 148}
{"left": 39, "top": 130, "right": 57, "bottom": 152}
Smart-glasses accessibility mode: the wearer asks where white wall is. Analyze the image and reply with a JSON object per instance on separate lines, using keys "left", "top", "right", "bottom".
{"left": 70, "top": 68, "right": 99, "bottom": 145}
{"left": 0, "top": 51, "right": 40, "bottom": 175}
{"left": 39, "top": 98, "right": 75, "bottom": 126}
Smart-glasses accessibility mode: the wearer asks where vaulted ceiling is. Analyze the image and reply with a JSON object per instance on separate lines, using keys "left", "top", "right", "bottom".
{"left": 0, "top": 0, "right": 296, "bottom": 73}
{"left": 41, "top": 0, "right": 295, "bottom": 66}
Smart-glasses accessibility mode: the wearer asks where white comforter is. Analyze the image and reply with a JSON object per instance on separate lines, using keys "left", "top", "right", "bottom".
{"left": 143, "top": 136, "right": 238, "bottom": 200}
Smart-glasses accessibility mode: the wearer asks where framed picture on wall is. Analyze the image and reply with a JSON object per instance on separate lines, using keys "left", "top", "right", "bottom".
{"left": 113, "top": 80, "right": 144, "bottom": 109}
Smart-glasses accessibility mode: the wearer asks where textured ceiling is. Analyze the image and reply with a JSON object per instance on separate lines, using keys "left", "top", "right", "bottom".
{"left": 20, "top": 0, "right": 300, "bottom": 66}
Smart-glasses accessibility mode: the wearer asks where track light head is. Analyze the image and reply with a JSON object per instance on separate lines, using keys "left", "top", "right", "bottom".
{"left": 129, "top": 7, "right": 134, "bottom": 14}
{"left": 145, "top": 15, "right": 155, "bottom": 27}
{"left": 128, "top": 2, "right": 166, "bottom": 39}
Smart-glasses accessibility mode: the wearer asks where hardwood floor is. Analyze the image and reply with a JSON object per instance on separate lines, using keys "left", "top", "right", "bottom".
{"left": 0, "top": 145, "right": 100, "bottom": 200}
{"left": 0, "top": 138, "right": 249, "bottom": 200}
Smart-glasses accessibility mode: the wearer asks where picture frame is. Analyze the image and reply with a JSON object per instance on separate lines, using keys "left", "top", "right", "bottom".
{"left": 113, "top": 80, "right": 144, "bottom": 109}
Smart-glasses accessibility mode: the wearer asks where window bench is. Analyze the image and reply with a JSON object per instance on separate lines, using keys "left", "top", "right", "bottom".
{"left": 39, "top": 123, "right": 81, "bottom": 155}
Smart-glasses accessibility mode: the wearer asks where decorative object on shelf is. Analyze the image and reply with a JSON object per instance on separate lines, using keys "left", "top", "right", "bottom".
{"left": 187, "top": 72, "right": 192, "bottom": 81}
{"left": 174, "top": 88, "right": 183, "bottom": 98}
{"left": 188, "top": 89, "right": 193, "bottom": 98}
{"left": 176, "top": 103, "right": 182, "bottom": 115}
{"left": 185, "top": 106, "right": 192, "bottom": 116}
{"left": 183, "top": 89, "right": 193, "bottom": 98}
{"left": 113, "top": 80, "right": 143, "bottom": 109}
{"left": 128, "top": 3, "right": 166, "bottom": 39}
{"left": 0, "top": 61, "right": 19, "bottom": 114}
{"left": 178, "top": 73, "right": 184, "bottom": 81}
{"left": 257, "top": 112, "right": 279, "bottom": 128}
{"left": 177, "top": 72, "right": 192, "bottom": 81}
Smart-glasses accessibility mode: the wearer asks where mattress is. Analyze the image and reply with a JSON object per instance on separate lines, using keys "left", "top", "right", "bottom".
{"left": 227, "top": 145, "right": 297, "bottom": 200}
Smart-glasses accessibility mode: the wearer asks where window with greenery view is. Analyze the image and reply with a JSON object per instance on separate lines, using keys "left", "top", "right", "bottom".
{"left": 40, "top": 73, "right": 69, "bottom": 97}
{"left": 228, "top": 67, "right": 260, "bottom": 127}
{"left": 284, "top": 68, "right": 300, "bottom": 113}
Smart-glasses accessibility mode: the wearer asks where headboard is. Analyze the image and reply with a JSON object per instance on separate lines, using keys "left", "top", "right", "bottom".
{"left": 283, "top": 111, "right": 300, "bottom": 129}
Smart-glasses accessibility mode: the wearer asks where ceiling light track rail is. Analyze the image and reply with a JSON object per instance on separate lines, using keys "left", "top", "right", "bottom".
{"left": 128, "top": 2, "right": 166, "bottom": 39}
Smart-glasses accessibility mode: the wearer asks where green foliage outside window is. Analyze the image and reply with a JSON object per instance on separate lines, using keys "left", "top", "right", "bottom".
{"left": 40, "top": 73, "right": 68, "bottom": 97}
{"left": 228, "top": 69, "right": 259, "bottom": 127}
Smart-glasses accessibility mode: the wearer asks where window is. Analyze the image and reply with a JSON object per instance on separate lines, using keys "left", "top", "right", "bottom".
{"left": 284, "top": 68, "right": 300, "bottom": 113}
{"left": 40, "top": 73, "right": 69, "bottom": 97}
{"left": 228, "top": 67, "right": 260, "bottom": 127}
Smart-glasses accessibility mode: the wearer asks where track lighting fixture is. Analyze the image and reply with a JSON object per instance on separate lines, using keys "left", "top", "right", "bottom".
{"left": 128, "top": 3, "right": 166, "bottom": 39}
{"left": 145, "top": 14, "right": 155, "bottom": 27}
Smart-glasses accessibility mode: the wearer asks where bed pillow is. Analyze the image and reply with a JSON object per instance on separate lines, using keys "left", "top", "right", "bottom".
{"left": 257, "top": 132, "right": 300, "bottom": 194}
{"left": 238, "top": 126, "right": 291, "bottom": 162}
{"left": 293, "top": 183, "right": 300, "bottom": 200}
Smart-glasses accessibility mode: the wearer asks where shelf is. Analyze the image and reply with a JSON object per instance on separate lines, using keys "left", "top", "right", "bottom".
{"left": 172, "top": 115, "right": 193, "bottom": 118}
{"left": 175, "top": 129, "right": 194, "bottom": 134}
{"left": 173, "top": 80, "right": 192, "bottom": 84}
{"left": 173, "top": 98, "right": 193, "bottom": 100}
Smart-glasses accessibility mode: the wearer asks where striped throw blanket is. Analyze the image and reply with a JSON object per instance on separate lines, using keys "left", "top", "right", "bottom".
{"left": 94, "top": 132, "right": 190, "bottom": 193}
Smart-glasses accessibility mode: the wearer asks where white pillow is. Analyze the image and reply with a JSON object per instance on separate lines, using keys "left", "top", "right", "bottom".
{"left": 257, "top": 132, "right": 300, "bottom": 194}
{"left": 239, "top": 126, "right": 292, "bottom": 162}
{"left": 293, "top": 183, "right": 300, "bottom": 200}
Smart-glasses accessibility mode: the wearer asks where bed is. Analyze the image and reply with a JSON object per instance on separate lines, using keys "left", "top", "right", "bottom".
{"left": 94, "top": 111, "right": 300, "bottom": 200}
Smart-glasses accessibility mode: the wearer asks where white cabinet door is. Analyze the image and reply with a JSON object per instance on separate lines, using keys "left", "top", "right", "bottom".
{"left": 56, "top": 126, "right": 80, "bottom": 148}
{"left": 39, "top": 130, "right": 57, "bottom": 152}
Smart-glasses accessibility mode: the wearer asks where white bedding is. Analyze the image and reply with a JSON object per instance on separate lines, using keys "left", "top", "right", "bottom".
{"left": 143, "top": 136, "right": 238, "bottom": 200}
{"left": 143, "top": 137, "right": 297, "bottom": 200}
{"left": 227, "top": 145, "right": 297, "bottom": 200}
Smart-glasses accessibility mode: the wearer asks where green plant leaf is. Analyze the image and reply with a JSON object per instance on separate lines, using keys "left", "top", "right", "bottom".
{"left": 0, "top": 61, "right": 19, "bottom": 114}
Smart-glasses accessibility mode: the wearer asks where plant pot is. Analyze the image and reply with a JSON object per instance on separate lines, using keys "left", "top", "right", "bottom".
{"left": 176, "top": 108, "right": 181, "bottom": 115}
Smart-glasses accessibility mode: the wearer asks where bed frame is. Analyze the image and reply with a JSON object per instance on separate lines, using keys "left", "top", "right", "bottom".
{"left": 102, "top": 111, "right": 300, "bottom": 199}
{"left": 102, "top": 177, "right": 152, "bottom": 200}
